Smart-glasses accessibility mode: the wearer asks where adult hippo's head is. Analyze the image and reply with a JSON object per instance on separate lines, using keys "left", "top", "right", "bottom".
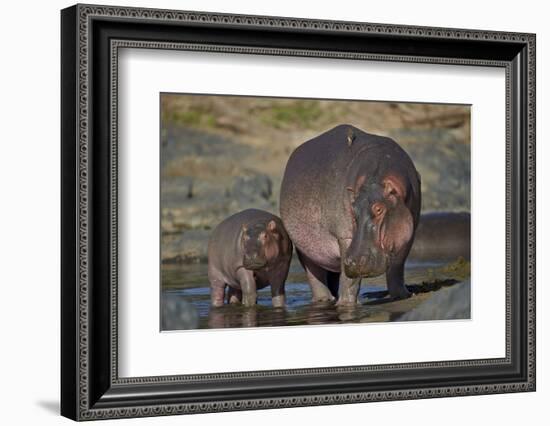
{"left": 241, "top": 220, "right": 286, "bottom": 270}
{"left": 343, "top": 175, "right": 415, "bottom": 279}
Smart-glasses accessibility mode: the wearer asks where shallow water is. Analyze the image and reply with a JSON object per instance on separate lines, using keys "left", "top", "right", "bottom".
{"left": 161, "top": 258, "right": 467, "bottom": 330}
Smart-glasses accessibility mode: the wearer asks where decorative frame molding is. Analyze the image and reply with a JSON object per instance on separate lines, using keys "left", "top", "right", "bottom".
{"left": 61, "top": 3, "right": 535, "bottom": 421}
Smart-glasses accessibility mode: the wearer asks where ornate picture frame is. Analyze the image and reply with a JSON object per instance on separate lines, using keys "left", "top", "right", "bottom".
{"left": 61, "top": 3, "right": 535, "bottom": 420}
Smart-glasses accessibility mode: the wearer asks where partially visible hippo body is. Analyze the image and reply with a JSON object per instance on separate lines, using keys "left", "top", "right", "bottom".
{"left": 208, "top": 209, "right": 293, "bottom": 308}
{"left": 409, "top": 212, "right": 470, "bottom": 262}
{"left": 280, "top": 125, "right": 421, "bottom": 305}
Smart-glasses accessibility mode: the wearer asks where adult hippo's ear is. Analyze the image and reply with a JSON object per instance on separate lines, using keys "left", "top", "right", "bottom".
{"left": 346, "top": 186, "right": 357, "bottom": 203}
{"left": 382, "top": 175, "right": 407, "bottom": 203}
{"left": 346, "top": 175, "right": 367, "bottom": 203}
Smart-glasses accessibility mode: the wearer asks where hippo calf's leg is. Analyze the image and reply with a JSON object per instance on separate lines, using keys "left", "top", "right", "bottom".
{"left": 226, "top": 287, "right": 242, "bottom": 304}
{"left": 241, "top": 309, "right": 258, "bottom": 328}
{"left": 386, "top": 263, "right": 411, "bottom": 299}
{"left": 270, "top": 272, "right": 287, "bottom": 308}
{"left": 208, "top": 267, "right": 227, "bottom": 307}
{"left": 210, "top": 282, "right": 226, "bottom": 307}
{"left": 297, "top": 250, "right": 335, "bottom": 303}
{"left": 236, "top": 268, "right": 257, "bottom": 307}
{"left": 271, "top": 295, "right": 285, "bottom": 308}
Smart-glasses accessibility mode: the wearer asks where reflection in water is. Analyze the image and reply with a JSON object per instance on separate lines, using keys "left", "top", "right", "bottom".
{"left": 161, "top": 258, "right": 470, "bottom": 331}
{"left": 161, "top": 293, "right": 199, "bottom": 330}
{"left": 208, "top": 305, "right": 287, "bottom": 329}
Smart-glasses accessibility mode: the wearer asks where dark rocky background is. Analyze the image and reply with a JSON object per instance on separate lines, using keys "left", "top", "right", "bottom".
{"left": 160, "top": 95, "right": 470, "bottom": 264}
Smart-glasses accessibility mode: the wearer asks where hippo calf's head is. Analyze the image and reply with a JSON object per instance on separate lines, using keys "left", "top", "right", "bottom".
{"left": 241, "top": 220, "right": 285, "bottom": 270}
{"left": 343, "top": 175, "right": 415, "bottom": 279}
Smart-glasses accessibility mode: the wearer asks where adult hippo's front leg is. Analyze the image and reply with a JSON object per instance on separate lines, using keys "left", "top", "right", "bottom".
{"left": 386, "top": 262, "right": 411, "bottom": 299}
{"left": 336, "top": 239, "right": 361, "bottom": 306}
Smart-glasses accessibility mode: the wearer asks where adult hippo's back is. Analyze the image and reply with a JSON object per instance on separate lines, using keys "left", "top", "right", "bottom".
{"left": 280, "top": 124, "right": 421, "bottom": 305}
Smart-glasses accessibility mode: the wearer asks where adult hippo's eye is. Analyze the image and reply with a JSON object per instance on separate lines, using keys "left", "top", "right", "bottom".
{"left": 371, "top": 203, "right": 385, "bottom": 217}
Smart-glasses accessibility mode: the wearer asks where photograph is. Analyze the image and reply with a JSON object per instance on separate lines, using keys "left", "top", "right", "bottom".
{"left": 160, "top": 94, "right": 472, "bottom": 331}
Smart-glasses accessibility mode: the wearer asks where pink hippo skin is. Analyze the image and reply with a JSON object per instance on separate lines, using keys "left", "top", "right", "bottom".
{"left": 207, "top": 209, "right": 293, "bottom": 308}
{"left": 280, "top": 125, "right": 421, "bottom": 306}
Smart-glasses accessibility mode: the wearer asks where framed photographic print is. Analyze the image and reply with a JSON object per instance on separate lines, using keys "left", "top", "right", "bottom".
{"left": 61, "top": 3, "right": 536, "bottom": 421}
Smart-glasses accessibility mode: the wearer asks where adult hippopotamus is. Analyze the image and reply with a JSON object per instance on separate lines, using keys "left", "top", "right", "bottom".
{"left": 208, "top": 209, "right": 293, "bottom": 308}
{"left": 280, "top": 124, "right": 421, "bottom": 305}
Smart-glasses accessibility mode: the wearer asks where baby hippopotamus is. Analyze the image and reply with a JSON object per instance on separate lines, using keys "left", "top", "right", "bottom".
{"left": 280, "top": 124, "right": 421, "bottom": 305}
{"left": 208, "top": 209, "right": 293, "bottom": 308}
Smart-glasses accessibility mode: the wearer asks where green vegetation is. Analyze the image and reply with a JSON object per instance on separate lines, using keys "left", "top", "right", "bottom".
{"left": 162, "top": 98, "right": 327, "bottom": 132}
{"left": 439, "top": 256, "right": 471, "bottom": 280}
{"left": 259, "top": 101, "right": 323, "bottom": 129}
{"left": 163, "top": 108, "right": 217, "bottom": 129}
{"left": 425, "top": 256, "right": 471, "bottom": 282}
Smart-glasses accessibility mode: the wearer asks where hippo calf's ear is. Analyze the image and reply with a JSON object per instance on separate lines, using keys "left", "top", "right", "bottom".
{"left": 267, "top": 220, "right": 277, "bottom": 232}
{"left": 241, "top": 224, "right": 249, "bottom": 239}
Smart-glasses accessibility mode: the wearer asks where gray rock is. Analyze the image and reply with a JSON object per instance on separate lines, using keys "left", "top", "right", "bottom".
{"left": 389, "top": 129, "right": 470, "bottom": 212}
{"left": 161, "top": 172, "right": 275, "bottom": 236}
{"left": 162, "top": 229, "right": 210, "bottom": 263}
{"left": 230, "top": 173, "right": 273, "bottom": 202}
{"left": 398, "top": 279, "right": 471, "bottom": 321}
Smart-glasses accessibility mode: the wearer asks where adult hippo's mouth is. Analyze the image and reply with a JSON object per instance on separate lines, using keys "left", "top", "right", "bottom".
{"left": 343, "top": 251, "right": 389, "bottom": 279}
